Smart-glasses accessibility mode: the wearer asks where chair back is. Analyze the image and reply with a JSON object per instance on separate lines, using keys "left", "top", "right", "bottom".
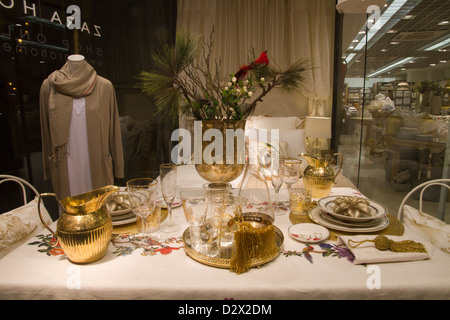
{"left": 397, "top": 178, "right": 450, "bottom": 222}
{"left": 0, "top": 174, "right": 39, "bottom": 206}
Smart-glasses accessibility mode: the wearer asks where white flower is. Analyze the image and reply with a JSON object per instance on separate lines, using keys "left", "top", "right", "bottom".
{"left": 248, "top": 91, "right": 253, "bottom": 97}
{"left": 232, "top": 77, "right": 237, "bottom": 83}
{"left": 244, "top": 80, "right": 249, "bottom": 85}
{"left": 224, "top": 86, "right": 229, "bottom": 91}
{"left": 260, "top": 77, "right": 265, "bottom": 82}
{"left": 243, "top": 86, "right": 248, "bottom": 92}
{"left": 227, "top": 82, "right": 232, "bottom": 87}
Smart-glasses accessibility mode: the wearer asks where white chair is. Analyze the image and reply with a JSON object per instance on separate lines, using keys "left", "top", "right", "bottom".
{"left": 397, "top": 178, "right": 450, "bottom": 222}
{"left": 0, "top": 175, "right": 53, "bottom": 258}
{"left": 0, "top": 174, "right": 40, "bottom": 206}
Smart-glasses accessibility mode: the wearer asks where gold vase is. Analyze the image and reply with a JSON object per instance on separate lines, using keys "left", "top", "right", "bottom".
{"left": 37, "top": 186, "right": 118, "bottom": 264}
{"left": 301, "top": 153, "right": 343, "bottom": 198}
{"left": 195, "top": 120, "right": 246, "bottom": 183}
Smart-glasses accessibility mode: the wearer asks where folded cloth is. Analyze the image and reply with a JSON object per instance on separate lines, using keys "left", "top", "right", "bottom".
{"left": 403, "top": 205, "right": 450, "bottom": 255}
{"left": 337, "top": 235, "right": 431, "bottom": 264}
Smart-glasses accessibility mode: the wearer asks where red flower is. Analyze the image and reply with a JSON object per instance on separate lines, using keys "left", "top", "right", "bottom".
{"left": 155, "top": 246, "right": 181, "bottom": 255}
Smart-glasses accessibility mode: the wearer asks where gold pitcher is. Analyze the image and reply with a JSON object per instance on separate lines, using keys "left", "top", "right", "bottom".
{"left": 37, "top": 186, "right": 119, "bottom": 264}
{"left": 301, "top": 153, "right": 343, "bottom": 198}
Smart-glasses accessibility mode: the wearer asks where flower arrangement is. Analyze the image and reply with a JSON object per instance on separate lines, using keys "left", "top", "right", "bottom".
{"left": 413, "top": 80, "right": 443, "bottom": 96}
{"left": 137, "top": 28, "right": 310, "bottom": 121}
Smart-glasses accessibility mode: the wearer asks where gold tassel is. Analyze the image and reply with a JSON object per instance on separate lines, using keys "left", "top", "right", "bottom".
{"left": 348, "top": 235, "right": 427, "bottom": 254}
{"left": 230, "top": 222, "right": 277, "bottom": 274}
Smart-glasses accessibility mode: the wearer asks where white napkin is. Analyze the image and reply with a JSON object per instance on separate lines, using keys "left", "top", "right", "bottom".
{"left": 337, "top": 235, "right": 431, "bottom": 264}
{"left": 403, "top": 205, "right": 450, "bottom": 255}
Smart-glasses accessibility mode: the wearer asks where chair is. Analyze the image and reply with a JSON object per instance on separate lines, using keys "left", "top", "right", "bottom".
{"left": 397, "top": 178, "right": 450, "bottom": 222}
{"left": 0, "top": 174, "right": 40, "bottom": 206}
{"left": 0, "top": 175, "right": 54, "bottom": 258}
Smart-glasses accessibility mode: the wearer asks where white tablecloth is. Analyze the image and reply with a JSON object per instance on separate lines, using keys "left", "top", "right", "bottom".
{"left": 0, "top": 165, "right": 449, "bottom": 300}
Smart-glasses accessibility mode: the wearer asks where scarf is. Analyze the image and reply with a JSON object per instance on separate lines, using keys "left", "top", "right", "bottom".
{"left": 46, "top": 61, "right": 98, "bottom": 162}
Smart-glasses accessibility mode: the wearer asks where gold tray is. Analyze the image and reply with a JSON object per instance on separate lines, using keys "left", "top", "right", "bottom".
{"left": 182, "top": 225, "right": 284, "bottom": 269}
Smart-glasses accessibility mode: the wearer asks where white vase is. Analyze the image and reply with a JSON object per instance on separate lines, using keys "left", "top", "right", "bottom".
{"left": 430, "top": 95, "right": 442, "bottom": 115}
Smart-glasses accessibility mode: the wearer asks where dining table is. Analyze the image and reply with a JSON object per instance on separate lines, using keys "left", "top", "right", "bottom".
{"left": 0, "top": 164, "right": 449, "bottom": 301}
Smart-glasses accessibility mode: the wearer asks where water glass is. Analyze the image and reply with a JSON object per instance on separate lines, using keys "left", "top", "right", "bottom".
{"left": 289, "top": 186, "right": 312, "bottom": 216}
{"left": 180, "top": 189, "right": 208, "bottom": 253}
{"left": 126, "top": 178, "right": 158, "bottom": 237}
{"left": 283, "top": 159, "right": 302, "bottom": 189}
{"left": 202, "top": 182, "right": 231, "bottom": 257}
{"left": 160, "top": 163, "right": 178, "bottom": 233}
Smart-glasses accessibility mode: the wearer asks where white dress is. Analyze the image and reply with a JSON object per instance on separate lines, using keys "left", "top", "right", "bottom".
{"left": 66, "top": 97, "right": 93, "bottom": 196}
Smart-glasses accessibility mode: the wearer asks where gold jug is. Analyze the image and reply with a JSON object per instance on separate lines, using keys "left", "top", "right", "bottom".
{"left": 301, "top": 153, "right": 343, "bottom": 198}
{"left": 37, "top": 186, "right": 119, "bottom": 264}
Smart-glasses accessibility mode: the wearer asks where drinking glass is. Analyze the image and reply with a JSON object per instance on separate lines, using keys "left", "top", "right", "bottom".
{"left": 160, "top": 163, "right": 179, "bottom": 232}
{"left": 203, "top": 182, "right": 231, "bottom": 257}
{"left": 289, "top": 186, "right": 312, "bottom": 216}
{"left": 126, "top": 178, "right": 158, "bottom": 238}
{"left": 283, "top": 159, "right": 302, "bottom": 189}
{"left": 180, "top": 189, "right": 208, "bottom": 253}
{"left": 270, "top": 157, "right": 285, "bottom": 216}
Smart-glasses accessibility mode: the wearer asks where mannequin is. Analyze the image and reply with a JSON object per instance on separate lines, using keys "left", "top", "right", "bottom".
{"left": 67, "top": 54, "right": 85, "bottom": 74}
{"left": 40, "top": 56, "right": 124, "bottom": 199}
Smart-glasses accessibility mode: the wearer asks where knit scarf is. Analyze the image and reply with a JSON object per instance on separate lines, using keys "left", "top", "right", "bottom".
{"left": 46, "top": 61, "right": 97, "bottom": 162}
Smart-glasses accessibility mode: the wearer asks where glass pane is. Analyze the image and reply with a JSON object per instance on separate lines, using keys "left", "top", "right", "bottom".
{"left": 337, "top": 0, "right": 450, "bottom": 223}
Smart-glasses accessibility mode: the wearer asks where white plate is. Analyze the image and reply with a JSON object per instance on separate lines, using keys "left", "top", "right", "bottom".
{"left": 308, "top": 206, "right": 389, "bottom": 233}
{"left": 288, "top": 223, "right": 329, "bottom": 243}
{"left": 318, "top": 196, "right": 387, "bottom": 222}
{"left": 320, "top": 211, "right": 382, "bottom": 228}
{"left": 157, "top": 197, "right": 182, "bottom": 209}
{"left": 112, "top": 212, "right": 136, "bottom": 226}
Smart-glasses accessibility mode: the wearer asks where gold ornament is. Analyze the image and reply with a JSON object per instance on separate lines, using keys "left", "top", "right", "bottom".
{"left": 348, "top": 235, "right": 427, "bottom": 254}
{"left": 332, "top": 196, "right": 371, "bottom": 218}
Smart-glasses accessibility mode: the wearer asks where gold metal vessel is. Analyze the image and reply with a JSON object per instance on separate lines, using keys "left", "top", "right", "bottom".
{"left": 182, "top": 212, "right": 283, "bottom": 269}
{"left": 301, "top": 153, "right": 343, "bottom": 198}
{"left": 37, "top": 186, "right": 119, "bottom": 264}
{"left": 195, "top": 120, "right": 246, "bottom": 183}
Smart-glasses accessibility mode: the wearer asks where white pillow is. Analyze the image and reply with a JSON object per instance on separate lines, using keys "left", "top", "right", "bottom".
{"left": 245, "top": 128, "right": 305, "bottom": 162}
{"left": 403, "top": 205, "right": 450, "bottom": 255}
{"left": 0, "top": 198, "right": 53, "bottom": 250}
{"left": 246, "top": 116, "right": 301, "bottom": 130}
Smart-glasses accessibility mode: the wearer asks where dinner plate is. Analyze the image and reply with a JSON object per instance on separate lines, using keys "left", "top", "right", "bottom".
{"left": 308, "top": 206, "right": 389, "bottom": 233}
{"left": 320, "top": 211, "right": 382, "bottom": 228}
{"left": 288, "top": 223, "right": 329, "bottom": 243}
{"left": 157, "top": 197, "right": 182, "bottom": 209}
{"left": 318, "top": 196, "right": 387, "bottom": 222}
{"left": 111, "top": 212, "right": 136, "bottom": 226}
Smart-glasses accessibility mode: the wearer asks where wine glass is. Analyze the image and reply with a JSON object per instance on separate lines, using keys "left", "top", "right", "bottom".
{"left": 160, "top": 163, "right": 179, "bottom": 232}
{"left": 283, "top": 159, "right": 302, "bottom": 189}
{"left": 270, "top": 157, "right": 285, "bottom": 216}
{"left": 126, "top": 178, "right": 158, "bottom": 238}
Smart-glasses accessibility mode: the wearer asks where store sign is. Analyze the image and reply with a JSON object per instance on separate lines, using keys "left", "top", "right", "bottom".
{"left": 1, "top": 1, "right": 103, "bottom": 63}
{"left": 0, "top": 1, "right": 102, "bottom": 37}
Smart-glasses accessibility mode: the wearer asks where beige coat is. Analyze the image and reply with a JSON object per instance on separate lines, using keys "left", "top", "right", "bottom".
{"left": 40, "top": 61, "right": 124, "bottom": 199}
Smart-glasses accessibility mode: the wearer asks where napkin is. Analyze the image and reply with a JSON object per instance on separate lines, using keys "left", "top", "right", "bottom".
{"left": 337, "top": 235, "right": 431, "bottom": 264}
{"left": 403, "top": 205, "right": 450, "bottom": 255}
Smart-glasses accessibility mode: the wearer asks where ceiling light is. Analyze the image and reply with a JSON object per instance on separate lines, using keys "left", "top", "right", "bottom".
{"left": 440, "top": 61, "right": 447, "bottom": 63}
{"left": 430, "top": 64, "right": 436, "bottom": 67}
{"left": 354, "top": 0, "right": 409, "bottom": 52}
{"left": 387, "top": 30, "right": 397, "bottom": 33}
{"left": 345, "top": 54, "right": 356, "bottom": 64}
{"left": 438, "top": 21, "right": 449, "bottom": 25}
{"left": 403, "top": 15, "right": 415, "bottom": 19}
{"left": 367, "top": 57, "right": 415, "bottom": 77}
{"left": 390, "top": 41, "right": 400, "bottom": 45}
{"left": 424, "top": 35, "right": 450, "bottom": 51}
{"left": 401, "top": 68, "right": 407, "bottom": 71}
{"left": 381, "top": 49, "right": 388, "bottom": 52}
